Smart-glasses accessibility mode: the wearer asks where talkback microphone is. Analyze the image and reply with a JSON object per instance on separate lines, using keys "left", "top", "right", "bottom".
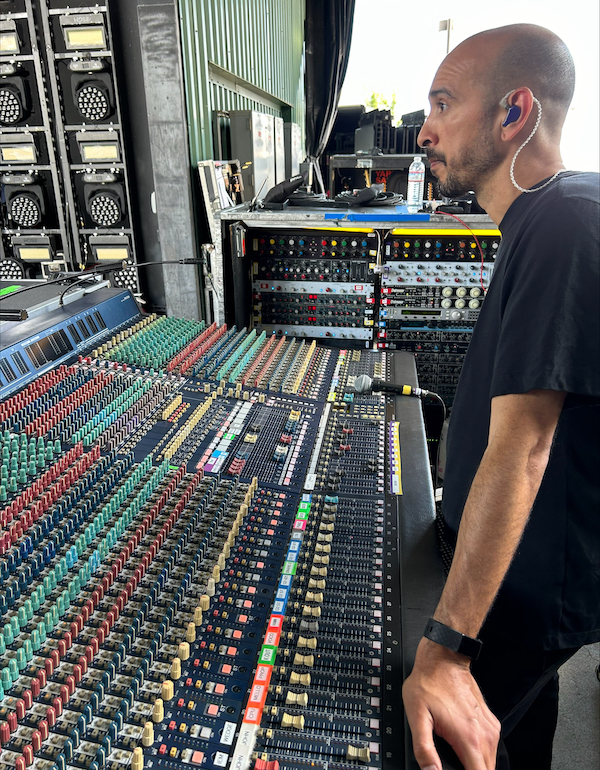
{"left": 353, "top": 374, "right": 431, "bottom": 397}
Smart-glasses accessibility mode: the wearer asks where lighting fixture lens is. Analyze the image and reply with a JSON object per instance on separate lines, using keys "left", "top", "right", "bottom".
{"left": 76, "top": 82, "right": 110, "bottom": 121}
{"left": 95, "top": 247, "right": 129, "bottom": 260}
{"left": 1, "top": 145, "right": 36, "bottom": 162}
{"left": 65, "top": 26, "right": 106, "bottom": 50}
{"left": 88, "top": 191, "right": 121, "bottom": 226}
{"left": 0, "top": 258, "right": 25, "bottom": 279}
{"left": 0, "top": 85, "right": 22, "bottom": 125}
{"left": 81, "top": 142, "right": 118, "bottom": 162}
{"left": 18, "top": 247, "right": 51, "bottom": 261}
{"left": 0, "top": 32, "right": 19, "bottom": 54}
{"left": 9, "top": 192, "right": 42, "bottom": 228}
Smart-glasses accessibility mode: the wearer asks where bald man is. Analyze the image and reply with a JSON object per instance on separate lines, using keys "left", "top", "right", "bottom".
{"left": 402, "top": 24, "right": 599, "bottom": 770}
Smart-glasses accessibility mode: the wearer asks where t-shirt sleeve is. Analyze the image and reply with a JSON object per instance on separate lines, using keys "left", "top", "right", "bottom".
{"left": 491, "top": 192, "right": 600, "bottom": 399}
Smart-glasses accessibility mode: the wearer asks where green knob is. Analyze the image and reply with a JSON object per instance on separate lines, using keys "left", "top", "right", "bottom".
{"left": 9, "top": 476, "right": 17, "bottom": 493}
{"left": 31, "top": 629, "right": 40, "bottom": 651}
{"left": 28, "top": 460, "right": 37, "bottom": 476}
{"left": 16, "top": 647, "right": 26, "bottom": 670}
{"left": 10, "top": 616, "right": 19, "bottom": 637}
{"left": 0, "top": 485, "right": 6, "bottom": 502}
{"left": 17, "top": 606, "right": 27, "bottom": 628}
{"left": 24, "top": 599, "right": 33, "bottom": 620}
{"left": 19, "top": 468, "right": 28, "bottom": 484}
{"left": 0, "top": 635, "right": 5, "bottom": 656}
{"left": 54, "top": 439, "right": 62, "bottom": 454}
{"left": 37, "top": 620, "right": 47, "bottom": 643}
{"left": 9, "top": 657, "right": 19, "bottom": 680}
{"left": 1, "top": 667, "right": 11, "bottom": 688}
{"left": 3, "top": 624, "right": 13, "bottom": 645}
{"left": 23, "top": 639, "right": 33, "bottom": 661}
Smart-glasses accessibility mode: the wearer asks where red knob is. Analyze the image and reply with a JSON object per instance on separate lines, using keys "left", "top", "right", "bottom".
{"left": 38, "top": 719, "right": 49, "bottom": 739}
{"left": 0, "top": 722, "right": 10, "bottom": 745}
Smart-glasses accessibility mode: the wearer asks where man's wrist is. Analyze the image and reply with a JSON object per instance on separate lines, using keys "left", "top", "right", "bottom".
{"left": 423, "top": 617, "right": 483, "bottom": 661}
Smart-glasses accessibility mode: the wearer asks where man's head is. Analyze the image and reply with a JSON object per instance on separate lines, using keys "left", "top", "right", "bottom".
{"left": 418, "top": 24, "right": 575, "bottom": 198}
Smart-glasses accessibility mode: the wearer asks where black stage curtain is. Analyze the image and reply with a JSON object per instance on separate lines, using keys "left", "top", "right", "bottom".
{"left": 304, "top": 0, "right": 356, "bottom": 193}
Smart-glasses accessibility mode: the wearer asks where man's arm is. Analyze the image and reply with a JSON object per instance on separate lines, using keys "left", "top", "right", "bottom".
{"left": 402, "top": 388, "right": 566, "bottom": 770}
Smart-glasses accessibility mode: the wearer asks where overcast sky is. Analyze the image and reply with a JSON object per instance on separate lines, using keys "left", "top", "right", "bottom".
{"left": 340, "top": 0, "right": 599, "bottom": 172}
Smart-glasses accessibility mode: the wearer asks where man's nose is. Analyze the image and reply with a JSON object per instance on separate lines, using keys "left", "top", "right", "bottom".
{"left": 417, "top": 117, "right": 436, "bottom": 148}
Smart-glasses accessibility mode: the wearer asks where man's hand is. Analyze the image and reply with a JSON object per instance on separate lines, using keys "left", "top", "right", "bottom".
{"left": 403, "top": 639, "right": 500, "bottom": 770}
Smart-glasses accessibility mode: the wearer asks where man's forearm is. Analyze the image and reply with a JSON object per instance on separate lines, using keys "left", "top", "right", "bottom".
{"left": 433, "top": 389, "right": 566, "bottom": 639}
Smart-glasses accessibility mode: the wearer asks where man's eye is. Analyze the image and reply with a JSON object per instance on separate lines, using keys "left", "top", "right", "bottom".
{"left": 438, "top": 102, "right": 448, "bottom": 112}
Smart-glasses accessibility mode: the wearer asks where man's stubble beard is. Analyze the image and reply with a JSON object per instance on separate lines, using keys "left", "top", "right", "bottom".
{"left": 435, "top": 124, "right": 503, "bottom": 198}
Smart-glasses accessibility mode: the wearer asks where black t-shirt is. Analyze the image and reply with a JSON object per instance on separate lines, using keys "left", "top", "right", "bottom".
{"left": 442, "top": 171, "right": 600, "bottom": 650}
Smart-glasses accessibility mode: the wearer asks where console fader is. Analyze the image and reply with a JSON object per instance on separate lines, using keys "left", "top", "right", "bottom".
{"left": 0, "top": 285, "right": 437, "bottom": 770}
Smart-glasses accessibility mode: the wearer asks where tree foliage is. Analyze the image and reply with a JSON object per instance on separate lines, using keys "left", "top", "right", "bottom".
{"left": 365, "top": 91, "right": 398, "bottom": 122}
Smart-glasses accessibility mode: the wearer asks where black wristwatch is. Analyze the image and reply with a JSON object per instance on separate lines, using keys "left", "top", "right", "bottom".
{"left": 423, "top": 618, "right": 483, "bottom": 660}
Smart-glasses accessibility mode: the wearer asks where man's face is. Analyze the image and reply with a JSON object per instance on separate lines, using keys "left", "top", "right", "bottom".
{"left": 417, "top": 48, "right": 503, "bottom": 197}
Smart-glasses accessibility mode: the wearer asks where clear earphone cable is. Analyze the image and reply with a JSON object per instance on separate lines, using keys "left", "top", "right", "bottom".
{"left": 510, "top": 97, "right": 565, "bottom": 193}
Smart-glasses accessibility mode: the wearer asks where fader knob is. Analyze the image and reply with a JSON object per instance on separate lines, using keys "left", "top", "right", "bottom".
{"left": 132, "top": 746, "right": 144, "bottom": 770}
{"left": 152, "top": 699, "right": 164, "bottom": 723}
{"left": 454, "top": 299, "right": 466, "bottom": 309}
{"left": 442, "top": 287, "right": 453, "bottom": 297}
{"left": 469, "top": 299, "right": 480, "bottom": 309}
{"left": 171, "top": 657, "right": 182, "bottom": 679}
{"left": 142, "top": 722, "right": 155, "bottom": 747}
{"left": 456, "top": 287, "right": 467, "bottom": 297}
{"left": 161, "top": 679, "right": 175, "bottom": 700}
{"left": 470, "top": 287, "right": 481, "bottom": 297}
{"left": 441, "top": 299, "right": 452, "bottom": 309}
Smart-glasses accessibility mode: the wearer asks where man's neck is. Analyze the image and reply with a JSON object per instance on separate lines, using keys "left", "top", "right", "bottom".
{"left": 476, "top": 153, "right": 566, "bottom": 226}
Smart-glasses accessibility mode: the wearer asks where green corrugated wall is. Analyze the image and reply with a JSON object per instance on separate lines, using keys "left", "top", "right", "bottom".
{"left": 177, "top": 0, "right": 306, "bottom": 162}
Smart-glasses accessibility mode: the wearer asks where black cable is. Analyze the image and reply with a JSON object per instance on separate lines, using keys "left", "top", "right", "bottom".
{"left": 423, "top": 391, "right": 447, "bottom": 493}
{"left": 0, "top": 258, "right": 203, "bottom": 304}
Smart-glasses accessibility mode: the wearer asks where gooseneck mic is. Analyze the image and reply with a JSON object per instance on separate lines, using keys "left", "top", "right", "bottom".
{"left": 353, "top": 374, "right": 431, "bottom": 397}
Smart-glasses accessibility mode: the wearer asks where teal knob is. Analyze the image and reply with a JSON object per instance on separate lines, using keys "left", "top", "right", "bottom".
{"left": 16, "top": 647, "right": 26, "bottom": 670}
{"left": 24, "top": 599, "right": 33, "bottom": 620}
{"left": 9, "top": 657, "right": 19, "bottom": 680}
{"left": 23, "top": 639, "right": 33, "bottom": 661}
{"left": 2, "top": 624, "right": 11, "bottom": 645}
{"left": 31, "top": 629, "right": 40, "bottom": 651}
{"left": 1, "top": 667, "right": 11, "bottom": 688}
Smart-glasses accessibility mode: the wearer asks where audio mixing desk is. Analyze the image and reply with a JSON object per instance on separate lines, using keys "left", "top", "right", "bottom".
{"left": 0, "top": 285, "right": 446, "bottom": 770}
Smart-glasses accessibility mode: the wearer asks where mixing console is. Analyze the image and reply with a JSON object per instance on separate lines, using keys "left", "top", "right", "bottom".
{"left": 0, "top": 286, "right": 440, "bottom": 770}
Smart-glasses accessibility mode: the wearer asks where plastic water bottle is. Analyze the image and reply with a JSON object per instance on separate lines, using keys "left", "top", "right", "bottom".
{"left": 406, "top": 155, "right": 425, "bottom": 212}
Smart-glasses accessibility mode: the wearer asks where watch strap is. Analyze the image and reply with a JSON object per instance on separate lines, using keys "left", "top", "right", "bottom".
{"left": 423, "top": 617, "right": 482, "bottom": 660}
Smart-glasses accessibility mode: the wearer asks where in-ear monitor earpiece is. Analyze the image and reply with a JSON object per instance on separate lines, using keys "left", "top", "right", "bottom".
{"left": 502, "top": 104, "right": 521, "bottom": 127}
